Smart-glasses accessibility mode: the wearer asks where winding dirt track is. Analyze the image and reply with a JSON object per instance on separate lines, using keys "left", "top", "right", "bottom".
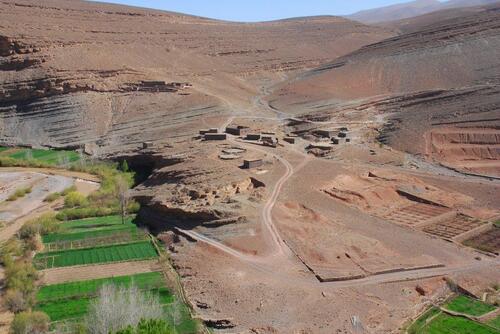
{"left": 178, "top": 90, "right": 500, "bottom": 288}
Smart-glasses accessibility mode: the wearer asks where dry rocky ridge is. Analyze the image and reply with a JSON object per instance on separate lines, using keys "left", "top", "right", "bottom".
{"left": 270, "top": 4, "right": 500, "bottom": 176}
{"left": 346, "top": 0, "right": 498, "bottom": 24}
{"left": 1, "top": 1, "right": 500, "bottom": 333}
{"left": 0, "top": 0, "right": 393, "bottom": 152}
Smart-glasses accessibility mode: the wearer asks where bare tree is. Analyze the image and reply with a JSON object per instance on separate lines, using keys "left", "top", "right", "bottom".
{"left": 85, "top": 284, "right": 164, "bottom": 334}
{"left": 116, "top": 176, "right": 130, "bottom": 225}
{"left": 168, "top": 299, "right": 183, "bottom": 331}
{"left": 25, "top": 150, "right": 33, "bottom": 161}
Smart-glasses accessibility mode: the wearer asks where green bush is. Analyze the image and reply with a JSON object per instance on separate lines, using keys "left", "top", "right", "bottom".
{"left": 0, "top": 156, "right": 52, "bottom": 168}
{"left": 61, "top": 185, "right": 77, "bottom": 196}
{"left": 19, "top": 213, "right": 60, "bottom": 239}
{"left": 64, "top": 191, "right": 89, "bottom": 208}
{"left": 4, "top": 260, "right": 38, "bottom": 294}
{"left": 6, "top": 187, "right": 32, "bottom": 202}
{"left": 0, "top": 239, "right": 24, "bottom": 264}
{"left": 113, "top": 319, "right": 174, "bottom": 334}
{"left": 43, "top": 192, "right": 62, "bottom": 202}
{"left": 56, "top": 207, "right": 117, "bottom": 221}
{"left": 11, "top": 311, "right": 49, "bottom": 334}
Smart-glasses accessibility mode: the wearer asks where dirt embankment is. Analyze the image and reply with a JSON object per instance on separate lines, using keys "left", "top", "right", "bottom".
{"left": 425, "top": 127, "right": 500, "bottom": 176}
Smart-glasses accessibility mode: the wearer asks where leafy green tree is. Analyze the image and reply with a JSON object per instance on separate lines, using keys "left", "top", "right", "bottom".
{"left": 120, "top": 160, "right": 129, "bottom": 172}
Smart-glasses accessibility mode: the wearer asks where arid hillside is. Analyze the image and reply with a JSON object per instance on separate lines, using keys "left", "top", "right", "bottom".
{"left": 270, "top": 5, "right": 500, "bottom": 176}
{"left": 347, "top": 0, "right": 498, "bottom": 24}
{"left": 0, "top": 0, "right": 393, "bottom": 153}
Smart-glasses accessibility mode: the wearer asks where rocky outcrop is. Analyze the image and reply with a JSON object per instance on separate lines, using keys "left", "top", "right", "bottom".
{"left": 133, "top": 146, "right": 265, "bottom": 231}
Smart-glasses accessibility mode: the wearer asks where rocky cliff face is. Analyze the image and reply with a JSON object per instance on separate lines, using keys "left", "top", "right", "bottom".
{"left": 132, "top": 144, "right": 266, "bottom": 230}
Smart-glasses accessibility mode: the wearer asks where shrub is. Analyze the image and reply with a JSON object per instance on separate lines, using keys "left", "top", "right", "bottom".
{"left": 4, "top": 260, "right": 38, "bottom": 300}
{"left": 11, "top": 311, "right": 49, "bottom": 334}
{"left": 56, "top": 207, "right": 116, "bottom": 221}
{"left": 43, "top": 192, "right": 61, "bottom": 202}
{"left": 85, "top": 284, "right": 164, "bottom": 334}
{"left": 6, "top": 187, "right": 32, "bottom": 202}
{"left": 19, "top": 214, "right": 59, "bottom": 239}
{"left": 0, "top": 239, "right": 24, "bottom": 264}
{"left": 60, "top": 185, "right": 77, "bottom": 196}
{"left": 18, "top": 224, "right": 39, "bottom": 240}
{"left": 113, "top": 319, "right": 174, "bottom": 334}
{"left": 4, "top": 289, "right": 27, "bottom": 313}
{"left": 64, "top": 191, "right": 89, "bottom": 208}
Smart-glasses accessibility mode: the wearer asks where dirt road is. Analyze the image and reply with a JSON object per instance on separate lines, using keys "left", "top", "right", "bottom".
{"left": 178, "top": 94, "right": 500, "bottom": 289}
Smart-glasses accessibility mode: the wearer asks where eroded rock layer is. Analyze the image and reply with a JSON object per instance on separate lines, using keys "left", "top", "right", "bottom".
{"left": 0, "top": 0, "right": 394, "bottom": 151}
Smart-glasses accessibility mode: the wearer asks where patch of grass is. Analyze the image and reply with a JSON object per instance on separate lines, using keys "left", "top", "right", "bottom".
{"left": 43, "top": 228, "right": 149, "bottom": 251}
{"left": 54, "top": 215, "right": 136, "bottom": 234}
{"left": 6, "top": 148, "right": 80, "bottom": 166}
{"left": 33, "top": 241, "right": 158, "bottom": 269}
{"left": 43, "top": 192, "right": 62, "bottom": 203}
{"left": 445, "top": 295, "right": 496, "bottom": 316}
{"left": 36, "top": 273, "right": 174, "bottom": 323}
{"left": 42, "top": 225, "right": 142, "bottom": 244}
{"left": 36, "top": 297, "right": 91, "bottom": 322}
{"left": 423, "top": 313, "right": 498, "bottom": 334}
{"left": 6, "top": 187, "right": 32, "bottom": 201}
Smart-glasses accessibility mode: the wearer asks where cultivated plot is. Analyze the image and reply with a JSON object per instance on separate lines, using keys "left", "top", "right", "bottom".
{"left": 34, "top": 241, "right": 158, "bottom": 270}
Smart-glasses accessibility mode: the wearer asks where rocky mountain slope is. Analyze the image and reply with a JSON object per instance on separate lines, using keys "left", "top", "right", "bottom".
{"left": 347, "top": 0, "right": 498, "bottom": 24}
{"left": 270, "top": 5, "right": 500, "bottom": 176}
{"left": 0, "top": 0, "right": 393, "bottom": 153}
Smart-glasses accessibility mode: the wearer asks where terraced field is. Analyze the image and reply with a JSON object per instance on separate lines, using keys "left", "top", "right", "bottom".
{"left": 34, "top": 215, "right": 159, "bottom": 269}
{"left": 408, "top": 297, "right": 499, "bottom": 334}
{"left": 33, "top": 214, "right": 199, "bottom": 333}
{"left": 42, "top": 216, "right": 148, "bottom": 251}
{"left": 34, "top": 241, "right": 158, "bottom": 269}
{"left": 36, "top": 272, "right": 174, "bottom": 322}
{"left": 445, "top": 295, "right": 496, "bottom": 317}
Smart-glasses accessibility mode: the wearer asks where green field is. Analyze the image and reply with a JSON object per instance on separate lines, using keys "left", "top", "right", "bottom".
{"left": 43, "top": 227, "right": 149, "bottom": 251}
{"left": 34, "top": 273, "right": 197, "bottom": 333}
{"left": 37, "top": 272, "right": 166, "bottom": 302}
{"left": 445, "top": 295, "right": 496, "bottom": 316}
{"left": 43, "top": 225, "right": 141, "bottom": 243}
{"left": 36, "top": 297, "right": 92, "bottom": 322}
{"left": 407, "top": 307, "right": 441, "bottom": 334}
{"left": 0, "top": 147, "right": 80, "bottom": 165}
{"left": 33, "top": 241, "right": 158, "bottom": 269}
{"left": 53, "top": 215, "right": 136, "bottom": 234}
{"left": 408, "top": 306, "right": 499, "bottom": 334}
{"left": 422, "top": 313, "right": 498, "bottom": 334}
{"left": 36, "top": 273, "right": 172, "bottom": 322}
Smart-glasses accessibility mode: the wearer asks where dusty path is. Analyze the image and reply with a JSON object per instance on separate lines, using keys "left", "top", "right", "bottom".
{"left": 178, "top": 87, "right": 500, "bottom": 289}
{"left": 40, "top": 259, "right": 160, "bottom": 285}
